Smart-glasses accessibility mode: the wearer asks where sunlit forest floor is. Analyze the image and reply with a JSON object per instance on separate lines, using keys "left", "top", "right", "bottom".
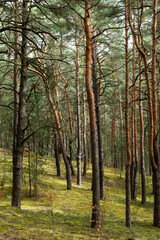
{"left": 0, "top": 148, "right": 159, "bottom": 240}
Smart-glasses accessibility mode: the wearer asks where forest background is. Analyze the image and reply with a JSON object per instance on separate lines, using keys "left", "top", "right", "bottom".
{"left": 0, "top": 0, "right": 160, "bottom": 239}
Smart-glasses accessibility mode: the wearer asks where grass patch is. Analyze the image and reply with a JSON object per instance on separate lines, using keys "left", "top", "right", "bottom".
{"left": 0, "top": 149, "right": 159, "bottom": 239}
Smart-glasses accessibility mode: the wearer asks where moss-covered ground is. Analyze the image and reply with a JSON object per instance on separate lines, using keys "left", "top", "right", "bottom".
{"left": 0, "top": 148, "right": 159, "bottom": 239}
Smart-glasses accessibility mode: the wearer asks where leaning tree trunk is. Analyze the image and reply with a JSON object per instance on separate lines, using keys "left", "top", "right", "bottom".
{"left": 12, "top": 0, "right": 28, "bottom": 208}
{"left": 125, "top": 0, "right": 131, "bottom": 228}
{"left": 84, "top": 0, "right": 100, "bottom": 228}
{"left": 31, "top": 50, "right": 72, "bottom": 190}
{"left": 59, "top": 71, "right": 75, "bottom": 176}
{"left": 43, "top": 76, "right": 72, "bottom": 190}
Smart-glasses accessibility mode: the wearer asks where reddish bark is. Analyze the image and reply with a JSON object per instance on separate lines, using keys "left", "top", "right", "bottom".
{"left": 84, "top": 0, "right": 100, "bottom": 228}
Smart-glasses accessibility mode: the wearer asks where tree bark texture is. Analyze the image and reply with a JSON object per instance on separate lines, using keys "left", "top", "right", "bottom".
{"left": 131, "top": 32, "right": 138, "bottom": 201}
{"left": 12, "top": 0, "right": 28, "bottom": 208}
{"left": 152, "top": 0, "right": 160, "bottom": 228}
{"left": 125, "top": 0, "right": 131, "bottom": 228}
{"left": 138, "top": 19, "right": 146, "bottom": 204}
{"left": 75, "top": 34, "right": 82, "bottom": 186}
{"left": 118, "top": 85, "right": 124, "bottom": 174}
{"left": 13, "top": 0, "right": 19, "bottom": 164}
{"left": 91, "top": 33, "right": 105, "bottom": 200}
{"left": 54, "top": 132, "right": 61, "bottom": 176}
{"left": 85, "top": 0, "right": 100, "bottom": 228}
{"left": 28, "top": 142, "right": 32, "bottom": 198}
{"left": 82, "top": 87, "right": 87, "bottom": 177}
{"left": 111, "top": 98, "right": 117, "bottom": 169}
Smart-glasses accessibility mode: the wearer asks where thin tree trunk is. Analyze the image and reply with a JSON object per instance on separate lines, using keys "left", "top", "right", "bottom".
{"left": 111, "top": 100, "right": 117, "bottom": 169}
{"left": 28, "top": 147, "right": 31, "bottom": 198}
{"left": 84, "top": 0, "right": 100, "bottom": 228}
{"left": 82, "top": 87, "right": 87, "bottom": 177}
{"left": 28, "top": 130, "right": 32, "bottom": 198}
{"left": 104, "top": 114, "right": 107, "bottom": 164}
{"left": 125, "top": 0, "right": 131, "bottom": 228}
{"left": 34, "top": 150, "right": 38, "bottom": 200}
{"left": 131, "top": 30, "right": 138, "bottom": 201}
{"left": 137, "top": 8, "right": 146, "bottom": 203}
{"left": 69, "top": 140, "right": 75, "bottom": 176}
{"left": 59, "top": 72, "right": 75, "bottom": 176}
{"left": 12, "top": 0, "right": 28, "bottom": 208}
{"left": 139, "top": 50, "right": 146, "bottom": 204}
{"left": 119, "top": 85, "right": 123, "bottom": 175}
{"left": 130, "top": 31, "right": 135, "bottom": 200}
{"left": 75, "top": 33, "right": 82, "bottom": 186}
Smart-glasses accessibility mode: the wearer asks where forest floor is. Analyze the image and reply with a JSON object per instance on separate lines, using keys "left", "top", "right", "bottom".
{"left": 0, "top": 148, "right": 159, "bottom": 240}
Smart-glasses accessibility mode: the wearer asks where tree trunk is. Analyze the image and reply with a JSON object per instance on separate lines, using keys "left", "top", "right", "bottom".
{"left": 69, "top": 140, "right": 75, "bottom": 176}
{"left": 13, "top": 0, "right": 19, "bottom": 169}
{"left": 125, "top": 0, "right": 131, "bottom": 228}
{"left": 44, "top": 79, "right": 72, "bottom": 190}
{"left": 54, "top": 132, "right": 61, "bottom": 176}
{"left": 153, "top": 167, "right": 160, "bottom": 227}
{"left": 28, "top": 148, "right": 32, "bottom": 198}
{"left": 75, "top": 33, "right": 82, "bottom": 186}
{"left": 91, "top": 33, "right": 105, "bottom": 200}
{"left": 111, "top": 100, "right": 117, "bottom": 169}
{"left": 118, "top": 85, "right": 124, "bottom": 175}
{"left": 31, "top": 51, "right": 72, "bottom": 190}
{"left": 82, "top": 87, "right": 87, "bottom": 177}
{"left": 152, "top": 0, "right": 160, "bottom": 228}
{"left": 28, "top": 132, "right": 32, "bottom": 198}
{"left": 131, "top": 30, "right": 138, "bottom": 201}
{"left": 138, "top": 25, "right": 146, "bottom": 204}
{"left": 34, "top": 151, "right": 38, "bottom": 200}
{"left": 12, "top": 0, "right": 28, "bottom": 209}
{"left": 85, "top": 0, "right": 100, "bottom": 228}
{"left": 59, "top": 71, "right": 75, "bottom": 176}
